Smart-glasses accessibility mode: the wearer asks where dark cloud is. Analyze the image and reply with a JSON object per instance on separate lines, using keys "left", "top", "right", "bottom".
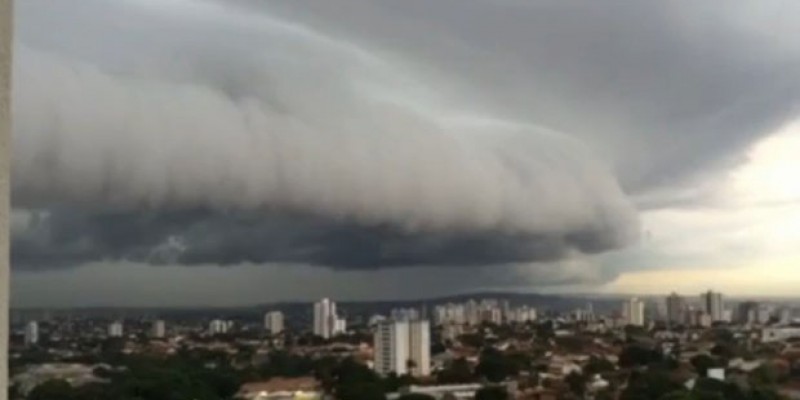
{"left": 12, "top": 207, "right": 628, "bottom": 271}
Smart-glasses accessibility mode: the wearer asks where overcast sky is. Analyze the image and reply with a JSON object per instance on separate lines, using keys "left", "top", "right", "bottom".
{"left": 10, "top": 0, "right": 800, "bottom": 307}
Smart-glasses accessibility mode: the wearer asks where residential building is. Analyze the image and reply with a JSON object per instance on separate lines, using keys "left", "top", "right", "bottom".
{"left": 374, "top": 320, "right": 409, "bottom": 376}
{"left": 313, "top": 298, "right": 345, "bottom": 338}
{"left": 666, "top": 293, "right": 686, "bottom": 326}
{"left": 374, "top": 320, "right": 431, "bottom": 377}
{"left": 434, "top": 303, "right": 466, "bottom": 325}
{"left": 209, "top": 319, "right": 230, "bottom": 335}
{"left": 151, "top": 320, "right": 166, "bottom": 338}
{"left": 408, "top": 320, "right": 431, "bottom": 376}
{"left": 702, "top": 290, "right": 724, "bottom": 322}
{"left": 264, "top": 311, "right": 284, "bottom": 335}
{"left": 622, "top": 297, "right": 645, "bottom": 326}
{"left": 108, "top": 321, "right": 123, "bottom": 338}
{"left": 24, "top": 321, "right": 39, "bottom": 347}
{"left": 390, "top": 308, "right": 420, "bottom": 321}
{"left": 738, "top": 301, "right": 761, "bottom": 325}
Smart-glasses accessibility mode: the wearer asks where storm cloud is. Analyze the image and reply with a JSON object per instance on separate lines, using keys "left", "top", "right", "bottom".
{"left": 11, "top": 208, "right": 629, "bottom": 271}
{"left": 10, "top": 0, "right": 800, "bottom": 285}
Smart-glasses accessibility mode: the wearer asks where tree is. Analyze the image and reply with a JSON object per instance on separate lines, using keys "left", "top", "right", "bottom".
{"left": 334, "top": 357, "right": 386, "bottom": 400}
{"left": 565, "top": 371, "right": 587, "bottom": 397}
{"left": 475, "top": 348, "right": 518, "bottom": 383}
{"left": 619, "top": 345, "right": 663, "bottom": 368}
{"left": 458, "top": 333, "right": 485, "bottom": 348}
{"left": 621, "top": 370, "right": 683, "bottom": 400}
{"left": 535, "top": 321, "right": 555, "bottom": 340}
{"left": 28, "top": 380, "right": 75, "bottom": 400}
{"left": 690, "top": 354, "right": 716, "bottom": 377}
{"left": 336, "top": 382, "right": 386, "bottom": 400}
{"left": 474, "top": 386, "right": 509, "bottom": 400}
{"left": 406, "top": 359, "right": 418, "bottom": 376}
{"left": 584, "top": 356, "right": 615, "bottom": 376}
{"left": 397, "top": 394, "right": 436, "bottom": 400}
{"left": 437, "top": 358, "right": 474, "bottom": 384}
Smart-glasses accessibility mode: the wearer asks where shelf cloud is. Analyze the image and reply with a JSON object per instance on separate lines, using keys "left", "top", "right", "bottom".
{"left": 10, "top": 0, "right": 800, "bottom": 289}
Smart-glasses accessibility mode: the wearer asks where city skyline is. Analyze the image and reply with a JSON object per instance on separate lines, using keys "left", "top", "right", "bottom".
{"left": 8, "top": 0, "right": 800, "bottom": 307}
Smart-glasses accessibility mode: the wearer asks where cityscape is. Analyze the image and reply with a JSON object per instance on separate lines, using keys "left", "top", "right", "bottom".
{"left": 3, "top": 1, "right": 800, "bottom": 400}
{"left": 8, "top": 291, "right": 800, "bottom": 399}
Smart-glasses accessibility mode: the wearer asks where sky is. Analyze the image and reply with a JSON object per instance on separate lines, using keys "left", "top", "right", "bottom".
{"left": 9, "top": 0, "right": 800, "bottom": 307}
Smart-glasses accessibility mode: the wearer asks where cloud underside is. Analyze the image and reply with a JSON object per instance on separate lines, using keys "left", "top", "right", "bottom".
{"left": 12, "top": 208, "right": 625, "bottom": 271}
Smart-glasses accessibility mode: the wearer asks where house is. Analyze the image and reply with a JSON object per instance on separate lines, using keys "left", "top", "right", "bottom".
{"left": 237, "top": 377, "right": 322, "bottom": 400}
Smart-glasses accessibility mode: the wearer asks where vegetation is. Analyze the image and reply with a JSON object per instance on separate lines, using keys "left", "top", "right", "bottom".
{"left": 474, "top": 386, "right": 509, "bottom": 400}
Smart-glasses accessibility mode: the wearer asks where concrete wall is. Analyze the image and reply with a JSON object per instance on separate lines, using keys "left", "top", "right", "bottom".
{"left": 0, "top": 1, "right": 11, "bottom": 399}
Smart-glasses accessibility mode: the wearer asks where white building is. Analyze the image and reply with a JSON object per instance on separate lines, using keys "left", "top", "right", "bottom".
{"left": 334, "top": 317, "right": 347, "bottom": 335}
{"left": 390, "top": 308, "right": 420, "bottom": 321}
{"left": 313, "top": 298, "right": 345, "bottom": 338}
{"left": 622, "top": 298, "right": 645, "bottom": 326}
{"left": 375, "top": 320, "right": 409, "bottom": 376}
{"left": 510, "top": 306, "right": 537, "bottom": 323}
{"left": 374, "top": 320, "right": 431, "bottom": 377}
{"left": 264, "top": 311, "right": 284, "bottom": 335}
{"left": 407, "top": 320, "right": 430, "bottom": 376}
{"left": 108, "top": 321, "right": 124, "bottom": 338}
{"left": 702, "top": 290, "right": 724, "bottom": 322}
{"left": 465, "top": 300, "right": 481, "bottom": 326}
{"left": 209, "top": 319, "right": 231, "bottom": 335}
{"left": 151, "top": 320, "right": 166, "bottom": 338}
{"left": 441, "top": 323, "right": 464, "bottom": 341}
{"left": 434, "top": 303, "right": 466, "bottom": 325}
{"left": 24, "top": 321, "right": 39, "bottom": 347}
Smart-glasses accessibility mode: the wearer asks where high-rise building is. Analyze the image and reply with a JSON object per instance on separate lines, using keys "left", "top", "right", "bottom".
{"left": 666, "top": 293, "right": 686, "bottom": 326}
{"left": 702, "top": 290, "right": 724, "bottom": 322}
{"left": 737, "top": 301, "right": 760, "bottom": 325}
{"left": 314, "top": 298, "right": 346, "bottom": 338}
{"left": 24, "top": 321, "right": 39, "bottom": 347}
{"left": 622, "top": 298, "right": 645, "bottom": 326}
{"left": 264, "top": 311, "right": 284, "bottom": 335}
{"left": 501, "top": 300, "right": 511, "bottom": 322}
{"left": 374, "top": 320, "right": 409, "bottom": 376}
{"left": 434, "top": 303, "right": 466, "bottom": 325}
{"left": 390, "top": 308, "right": 420, "bottom": 321}
{"left": 374, "top": 320, "right": 431, "bottom": 377}
{"left": 408, "top": 320, "right": 431, "bottom": 376}
{"left": 209, "top": 319, "right": 230, "bottom": 335}
{"left": 482, "top": 308, "right": 503, "bottom": 325}
{"left": 151, "top": 320, "right": 166, "bottom": 338}
{"left": 108, "top": 321, "right": 124, "bottom": 338}
{"left": 334, "top": 317, "right": 347, "bottom": 335}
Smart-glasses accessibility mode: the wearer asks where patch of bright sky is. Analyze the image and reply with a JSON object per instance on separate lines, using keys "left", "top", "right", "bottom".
{"left": 603, "top": 119, "right": 800, "bottom": 295}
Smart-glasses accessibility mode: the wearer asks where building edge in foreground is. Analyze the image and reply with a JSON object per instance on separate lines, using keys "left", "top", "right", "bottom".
{"left": 0, "top": 0, "right": 11, "bottom": 399}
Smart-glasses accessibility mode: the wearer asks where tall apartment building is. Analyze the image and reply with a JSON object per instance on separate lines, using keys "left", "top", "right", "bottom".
{"left": 738, "top": 301, "right": 756, "bottom": 324}
{"left": 314, "top": 298, "right": 346, "bottom": 339}
{"left": 374, "top": 320, "right": 430, "bottom": 377}
{"left": 702, "top": 290, "right": 724, "bottom": 322}
{"left": 390, "top": 308, "right": 420, "bottom": 321}
{"left": 151, "top": 320, "right": 166, "bottom": 338}
{"left": 108, "top": 321, "right": 124, "bottom": 338}
{"left": 264, "top": 311, "right": 284, "bottom": 335}
{"left": 665, "top": 292, "right": 686, "bottom": 326}
{"left": 209, "top": 319, "right": 231, "bottom": 335}
{"left": 434, "top": 303, "right": 466, "bottom": 325}
{"left": 24, "top": 321, "right": 39, "bottom": 347}
{"left": 622, "top": 297, "right": 645, "bottom": 326}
